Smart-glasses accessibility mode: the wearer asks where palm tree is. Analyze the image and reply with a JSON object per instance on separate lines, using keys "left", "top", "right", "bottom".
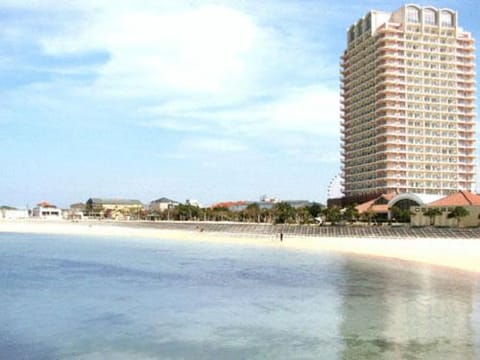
{"left": 423, "top": 208, "right": 442, "bottom": 226}
{"left": 296, "top": 207, "right": 313, "bottom": 224}
{"left": 211, "top": 206, "right": 232, "bottom": 221}
{"left": 307, "top": 203, "right": 324, "bottom": 218}
{"left": 261, "top": 208, "right": 273, "bottom": 223}
{"left": 323, "top": 207, "right": 342, "bottom": 225}
{"left": 244, "top": 203, "right": 261, "bottom": 222}
{"left": 344, "top": 204, "right": 359, "bottom": 224}
{"left": 273, "top": 202, "right": 296, "bottom": 224}
{"left": 362, "top": 209, "right": 376, "bottom": 225}
{"left": 390, "top": 206, "right": 413, "bottom": 223}
{"left": 447, "top": 206, "right": 469, "bottom": 227}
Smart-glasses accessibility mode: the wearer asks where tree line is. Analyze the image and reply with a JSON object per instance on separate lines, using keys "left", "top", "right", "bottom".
{"left": 149, "top": 202, "right": 325, "bottom": 224}
{"left": 149, "top": 203, "right": 361, "bottom": 225}
{"left": 85, "top": 201, "right": 472, "bottom": 226}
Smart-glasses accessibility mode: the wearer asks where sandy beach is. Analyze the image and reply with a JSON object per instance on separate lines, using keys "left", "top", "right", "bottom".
{"left": 1, "top": 219, "right": 480, "bottom": 274}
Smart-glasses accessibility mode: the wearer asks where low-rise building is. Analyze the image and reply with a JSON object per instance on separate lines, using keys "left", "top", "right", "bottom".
{"left": 32, "top": 201, "right": 62, "bottom": 219}
{"left": 149, "top": 198, "right": 179, "bottom": 212}
{"left": 186, "top": 199, "right": 201, "bottom": 207}
{"left": 284, "top": 200, "right": 313, "bottom": 209}
{"left": 0, "top": 206, "right": 29, "bottom": 220}
{"left": 211, "top": 201, "right": 248, "bottom": 211}
{"left": 355, "top": 194, "right": 395, "bottom": 221}
{"left": 354, "top": 193, "right": 444, "bottom": 222}
{"left": 260, "top": 195, "right": 280, "bottom": 204}
{"left": 67, "top": 203, "right": 86, "bottom": 220}
{"left": 410, "top": 191, "right": 480, "bottom": 227}
{"left": 86, "top": 198, "right": 144, "bottom": 220}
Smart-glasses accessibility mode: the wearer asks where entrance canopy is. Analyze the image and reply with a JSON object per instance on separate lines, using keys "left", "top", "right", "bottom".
{"left": 388, "top": 193, "right": 444, "bottom": 209}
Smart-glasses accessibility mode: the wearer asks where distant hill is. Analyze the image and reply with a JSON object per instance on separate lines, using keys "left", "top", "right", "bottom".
{"left": 0, "top": 205, "right": 17, "bottom": 210}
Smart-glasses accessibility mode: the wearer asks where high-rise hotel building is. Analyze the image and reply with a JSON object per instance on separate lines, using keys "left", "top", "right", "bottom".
{"left": 341, "top": 5, "right": 476, "bottom": 201}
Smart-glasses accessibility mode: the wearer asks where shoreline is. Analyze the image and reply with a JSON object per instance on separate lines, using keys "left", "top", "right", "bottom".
{"left": 1, "top": 219, "right": 480, "bottom": 274}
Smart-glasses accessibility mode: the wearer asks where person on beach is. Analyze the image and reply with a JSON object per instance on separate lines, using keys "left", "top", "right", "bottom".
{"left": 280, "top": 232, "right": 283, "bottom": 242}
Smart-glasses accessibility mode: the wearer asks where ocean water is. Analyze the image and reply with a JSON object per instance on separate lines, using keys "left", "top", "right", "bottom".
{"left": 0, "top": 233, "right": 479, "bottom": 359}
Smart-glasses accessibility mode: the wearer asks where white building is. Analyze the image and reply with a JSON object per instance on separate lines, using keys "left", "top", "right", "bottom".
{"left": 186, "top": 199, "right": 201, "bottom": 207}
{"left": 0, "top": 208, "right": 28, "bottom": 220}
{"left": 32, "top": 202, "right": 62, "bottom": 219}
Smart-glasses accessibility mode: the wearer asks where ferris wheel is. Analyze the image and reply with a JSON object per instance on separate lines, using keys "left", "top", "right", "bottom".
{"left": 327, "top": 174, "right": 343, "bottom": 199}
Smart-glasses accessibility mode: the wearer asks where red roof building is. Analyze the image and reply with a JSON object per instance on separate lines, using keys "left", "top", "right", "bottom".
{"left": 36, "top": 201, "right": 56, "bottom": 208}
{"left": 410, "top": 191, "right": 480, "bottom": 227}
{"left": 428, "top": 191, "right": 480, "bottom": 207}
{"left": 211, "top": 201, "right": 247, "bottom": 209}
{"left": 355, "top": 193, "right": 395, "bottom": 215}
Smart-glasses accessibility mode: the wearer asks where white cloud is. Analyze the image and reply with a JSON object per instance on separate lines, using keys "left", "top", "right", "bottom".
{"left": 28, "top": 1, "right": 340, "bottom": 138}
{"left": 264, "top": 86, "right": 340, "bottom": 136}
{"left": 0, "top": 0, "right": 354, "bottom": 204}
{"left": 144, "top": 85, "right": 340, "bottom": 165}
{"left": 182, "top": 137, "right": 247, "bottom": 153}
{"left": 6, "top": 1, "right": 342, "bottom": 163}
{"left": 161, "top": 136, "right": 248, "bottom": 161}
{"left": 40, "top": 4, "right": 258, "bottom": 96}
{"left": 142, "top": 85, "right": 340, "bottom": 137}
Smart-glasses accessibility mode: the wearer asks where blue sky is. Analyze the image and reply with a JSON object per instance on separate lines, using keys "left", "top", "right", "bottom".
{"left": 1, "top": 0, "right": 479, "bottom": 208}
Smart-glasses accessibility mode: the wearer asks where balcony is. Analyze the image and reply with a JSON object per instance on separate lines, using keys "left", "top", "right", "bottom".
{"left": 376, "top": 112, "right": 406, "bottom": 120}
{"left": 458, "top": 126, "right": 475, "bottom": 133}
{"left": 376, "top": 131, "right": 406, "bottom": 138}
{"left": 458, "top": 153, "right": 475, "bottom": 159}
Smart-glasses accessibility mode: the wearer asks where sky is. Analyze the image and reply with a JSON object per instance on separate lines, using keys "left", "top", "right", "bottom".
{"left": 1, "top": 0, "right": 479, "bottom": 208}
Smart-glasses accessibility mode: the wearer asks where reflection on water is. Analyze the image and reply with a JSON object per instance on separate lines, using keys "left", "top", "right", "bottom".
{"left": 339, "top": 258, "right": 479, "bottom": 359}
{"left": 0, "top": 233, "right": 479, "bottom": 359}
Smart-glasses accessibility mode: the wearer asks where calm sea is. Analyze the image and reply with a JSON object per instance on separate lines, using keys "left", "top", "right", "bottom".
{"left": 1, "top": 232, "right": 479, "bottom": 359}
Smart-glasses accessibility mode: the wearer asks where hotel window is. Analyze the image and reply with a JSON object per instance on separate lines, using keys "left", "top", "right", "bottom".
{"left": 407, "top": 7, "right": 420, "bottom": 23}
{"left": 424, "top": 9, "right": 436, "bottom": 25}
{"left": 440, "top": 11, "right": 454, "bottom": 27}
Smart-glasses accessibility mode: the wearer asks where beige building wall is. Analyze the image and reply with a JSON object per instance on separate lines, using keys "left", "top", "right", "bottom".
{"left": 101, "top": 204, "right": 143, "bottom": 220}
{"left": 341, "top": 5, "right": 476, "bottom": 199}
{"left": 101, "top": 204, "right": 143, "bottom": 211}
{"left": 149, "top": 202, "right": 178, "bottom": 212}
{"left": 411, "top": 205, "right": 480, "bottom": 227}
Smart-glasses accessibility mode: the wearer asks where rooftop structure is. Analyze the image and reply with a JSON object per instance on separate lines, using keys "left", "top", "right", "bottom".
{"left": 32, "top": 202, "right": 62, "bottom": 219}
{"left": 211, "top": 201, "right": 248, "bottom": 211}
{"left": 87, "top": 198, "right": 143, "bottom": 207}
{"left": 185, "top": 199, "right": 201, "bottom": 207}
{"left": 37, "top": 201, "right": 56, "bottom": 208}
{"left": 341, "top": 4, "right": 476, "bottom": 201}
{"left": 428, "top": 190, "right": 480, "bottom": 206}
{"left": 70, "top": 203, "right": 86, "bottom": 210}
{"left": 151, "top": 197, "right": 177, "bottom": 204}
{"left": 149, "top": 197, "right": 180, "bottom": 211}
{"left": 356, "top": 193, "right": 395, "bottom": 216}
